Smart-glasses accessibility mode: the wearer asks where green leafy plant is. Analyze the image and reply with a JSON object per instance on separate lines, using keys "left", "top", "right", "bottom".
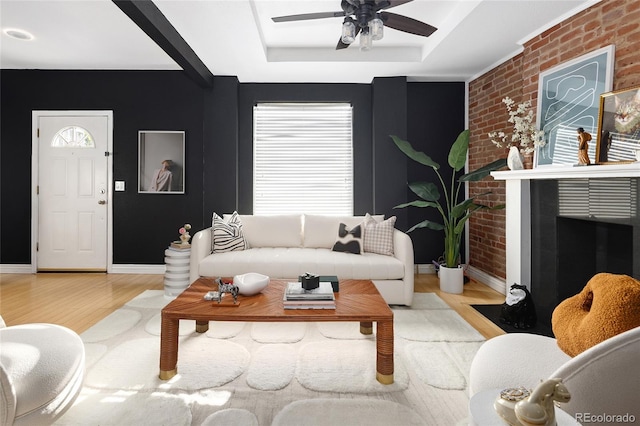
{"left": 391, "top": 129, "right": 506, "bottom": 268}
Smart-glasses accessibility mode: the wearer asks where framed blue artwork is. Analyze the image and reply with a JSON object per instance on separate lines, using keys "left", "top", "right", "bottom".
{"left": 535, "top": 45, "right": 615, "bottom": 167}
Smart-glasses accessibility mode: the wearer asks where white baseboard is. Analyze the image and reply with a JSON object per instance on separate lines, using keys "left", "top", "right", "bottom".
{"left": 0, "top": 264, "right": 33, "bottom": 274}
{"left": 0, "top": 264, "right": 165, "bottom": 275}
{"left": 416, "top": 264, "right": 436, "bottom": 274}
{"left": 109, "top": 265, "right": 165, "bottom": 274}
{"left": 466, "top": 266, "right": 506, "bottom": 295}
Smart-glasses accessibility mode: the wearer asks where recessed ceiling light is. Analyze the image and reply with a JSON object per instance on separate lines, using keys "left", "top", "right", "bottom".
{"left": 3, "top": 28, "right": 34, "bottom": 41}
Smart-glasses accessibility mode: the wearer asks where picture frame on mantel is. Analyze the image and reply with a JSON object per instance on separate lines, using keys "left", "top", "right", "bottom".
{"left": 596, "top": 85, "right": 640, "bottom": 164}
{"left": 535, "top": 44, "right": 615, "bottom": 167}
{"left": 138, "top": 130, "right": 185, "bottom": 194}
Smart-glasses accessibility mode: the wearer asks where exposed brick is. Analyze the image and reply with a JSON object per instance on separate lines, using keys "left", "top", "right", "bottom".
{"left": 468, "top": 0, "right": 638, "bottom": 282}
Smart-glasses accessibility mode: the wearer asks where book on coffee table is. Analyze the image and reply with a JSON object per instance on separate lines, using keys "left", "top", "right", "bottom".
{"left": 283, "top": 282, "right": 336, "bottom": 309}
{"left": 284, "top": 282, "right": 335, "bottom": 301}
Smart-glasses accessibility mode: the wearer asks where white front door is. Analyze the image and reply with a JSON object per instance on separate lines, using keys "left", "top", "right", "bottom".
{"left": 36, "top": 113, "right": 111, "bottom": 271}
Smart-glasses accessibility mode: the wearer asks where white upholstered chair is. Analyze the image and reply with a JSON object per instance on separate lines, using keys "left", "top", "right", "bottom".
{"left": 0, "top": 315, "right": 85, "bottom": 425}
{"left": 469, "top": 325, "right": 640, "bottom": 424}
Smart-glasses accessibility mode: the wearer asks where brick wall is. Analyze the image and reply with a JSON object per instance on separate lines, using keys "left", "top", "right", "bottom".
{"left": 468, "top": 0, "right": 640, "bottom": 281}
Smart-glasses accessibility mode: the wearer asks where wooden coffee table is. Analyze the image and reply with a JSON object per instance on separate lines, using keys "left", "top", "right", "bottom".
{"left": 159, "top": 277, "right": 394, "bottom": 384}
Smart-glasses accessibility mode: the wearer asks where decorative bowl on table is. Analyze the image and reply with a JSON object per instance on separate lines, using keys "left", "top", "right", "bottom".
{"left": 233, "top": 273, "right": 270, "bottom": 296}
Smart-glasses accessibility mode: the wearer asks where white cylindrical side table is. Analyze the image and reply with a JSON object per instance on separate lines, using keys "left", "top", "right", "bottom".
{"left": 164, "top": 246, "right": 191, "bottom": 299}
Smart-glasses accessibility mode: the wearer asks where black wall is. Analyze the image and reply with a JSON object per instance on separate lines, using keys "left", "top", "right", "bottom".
{"left": 407, "top": 82, "right": 466, "bottom": 264}
{"left": 0, "top": 69, "right": 464, "bottom": 266}
{"left": 0, "top": 70, "right": 206, "bottom": 264}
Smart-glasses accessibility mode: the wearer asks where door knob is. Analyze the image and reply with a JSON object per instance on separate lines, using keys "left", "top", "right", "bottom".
{"left": 98, "top": 200, "right": 106, "bottom": 205}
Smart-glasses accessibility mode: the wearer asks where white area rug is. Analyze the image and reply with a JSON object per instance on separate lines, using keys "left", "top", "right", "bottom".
{"left": 55, "top": 291, "right": 484, "bottom": 425}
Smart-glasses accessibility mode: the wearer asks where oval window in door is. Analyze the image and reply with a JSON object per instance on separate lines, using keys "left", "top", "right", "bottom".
{"left": 51, "top": 125, "right": 95, "bottom": 148}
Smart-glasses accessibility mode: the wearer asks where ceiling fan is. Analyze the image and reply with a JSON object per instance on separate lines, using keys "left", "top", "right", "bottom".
{"left": 271, "top": 0, "right": 437, "bottom": 51}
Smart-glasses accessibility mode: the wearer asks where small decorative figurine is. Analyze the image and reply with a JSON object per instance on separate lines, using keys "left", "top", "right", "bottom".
{"left": 577, "top": 127, "right": 592, "bottom": 165}
{"left": 178, "top": 223, "right": 191, "bottom": 246}
{"left": 499, "top": 284, "right": 537, "bottom": 329}
{"left": 215, "top": 278, "right": 239, "bottom": 304}
{"left": 515, "top": 378, "right": 571, "bottom": 426}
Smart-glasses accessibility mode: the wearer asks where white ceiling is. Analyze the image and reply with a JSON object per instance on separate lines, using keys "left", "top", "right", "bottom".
{"left": 0, "top": 0, "right": 598, "bottom": 84}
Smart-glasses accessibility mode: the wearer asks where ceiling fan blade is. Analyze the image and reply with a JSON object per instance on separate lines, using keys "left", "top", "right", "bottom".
{"left": 336, "top": 26, "right": 361, "bottom": 50}
{"left": 378, "top": 0, "right": 414, "bottom": 10}
{"left": 380, "top": 11, "right": 437, "bottom": 37}
{"left": 272, "top": 11, "right": 345, "bottom": 23}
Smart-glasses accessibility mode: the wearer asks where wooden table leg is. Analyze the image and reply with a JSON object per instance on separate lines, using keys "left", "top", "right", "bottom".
{"left": 195, "top": 320, "right": 209, "bottom": 333}
{"left": 376, "top": 320, "right": 394, "bottom": 385}
{"left": 360, "top": 321, "right": 373, "bottom": 335}
{"left": 159, "top": 315, "right": 179, "bottom": 380}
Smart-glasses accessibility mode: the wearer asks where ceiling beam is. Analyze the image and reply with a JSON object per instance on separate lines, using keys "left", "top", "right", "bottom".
{"left": 112, "top": 0, "right": 214, "bottom": 88}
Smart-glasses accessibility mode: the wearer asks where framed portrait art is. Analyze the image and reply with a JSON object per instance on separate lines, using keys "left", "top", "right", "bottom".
{"left": 596, "top": 85, "right": 640, "bottom": 164}
{"left": 138, "top": 131, "right": 185, "bottom": 194}
{"left": 536, "top": 45, "right": 615, "bottom": 167}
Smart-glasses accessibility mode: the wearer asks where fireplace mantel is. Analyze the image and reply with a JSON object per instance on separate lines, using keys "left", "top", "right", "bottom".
{"left": 490, "top": 162, "right": 640, "bottom": 294}
{"left": 492, "top": 162, "right": 640, "bottom": 181}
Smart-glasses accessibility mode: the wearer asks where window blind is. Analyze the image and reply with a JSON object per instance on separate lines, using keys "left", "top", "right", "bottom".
{"left": 253, "top": 103, "right": 353, "bottom": 215}
{"left": 558, "top": 178, "right": 637, "bottom": 219}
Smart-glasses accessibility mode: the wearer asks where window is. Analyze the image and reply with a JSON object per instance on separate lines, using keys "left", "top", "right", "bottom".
{"left": 51, "top": 126, "right": 95, "bottom": 148}
{"left": 253, "top": 103, "right": 353, "bottom": 215}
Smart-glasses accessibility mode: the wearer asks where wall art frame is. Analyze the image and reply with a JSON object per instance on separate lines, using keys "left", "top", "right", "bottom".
{"left": 596, "top": 85, "right": 640, "bottom": 164}
{"left": 138, "top": 130, "right": 185, "bottom": 194}
{"left": 535, "top": 44, "right": 615, "bottom": 167}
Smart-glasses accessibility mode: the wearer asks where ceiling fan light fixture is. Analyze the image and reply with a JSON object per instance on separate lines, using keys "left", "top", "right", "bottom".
{"left": 370, "top": 17, "right": 384, "bottom": 41}
{"left": 341, "top": 18, "right": 356, "bottom": 44}
{"left": 360, "top": 27, "right": 372, "bottom": 51}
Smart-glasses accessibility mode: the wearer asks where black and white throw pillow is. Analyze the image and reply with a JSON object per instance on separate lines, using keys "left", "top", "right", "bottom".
{"left": 212, "top": 211, "right": 248, "bottom": 253}
{"left": 331, "top": 222, "right": 363, "bottom": 255}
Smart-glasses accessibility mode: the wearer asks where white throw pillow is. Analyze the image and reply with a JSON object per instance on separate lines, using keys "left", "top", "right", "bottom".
{"left": 363, "top": 213, "right": 396, "bottom": 256}
{"left": 212, "top": 212, "right": 248, "bottom": 253}
{"left": 236, "top": 214, "right": 303, "bottom": 248}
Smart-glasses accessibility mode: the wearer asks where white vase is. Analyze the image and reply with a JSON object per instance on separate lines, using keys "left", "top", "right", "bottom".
{"left": 439, "top": 265, "right": 464, "bottom": 294}
{"left": 507, "top": 146, "right": 524, "bottom": 170}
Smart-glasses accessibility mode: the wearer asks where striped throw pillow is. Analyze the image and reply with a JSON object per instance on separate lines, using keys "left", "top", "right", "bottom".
{"left": 212, "top": 212, "right": 248, "bottom": 253}
{"left": 363, "top": 214, "right": 396, "bottom": 256}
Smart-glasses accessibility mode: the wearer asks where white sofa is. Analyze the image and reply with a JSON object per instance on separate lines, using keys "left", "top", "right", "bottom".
{"left": 189, "top": 214, "right": 415, "bottom": 305}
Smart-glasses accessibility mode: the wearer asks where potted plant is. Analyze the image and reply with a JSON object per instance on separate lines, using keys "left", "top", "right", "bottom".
{"left": 391, "top": 129, "right": 506, "bottom": 294}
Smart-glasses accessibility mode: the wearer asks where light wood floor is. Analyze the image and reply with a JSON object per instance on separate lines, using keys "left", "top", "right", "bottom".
{"left": 0, "top": 272, "right": 506, "bottom": 338}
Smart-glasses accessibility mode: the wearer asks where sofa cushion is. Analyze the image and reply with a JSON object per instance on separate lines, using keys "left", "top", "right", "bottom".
{"left": 198, "top": 247, "right": 404, "bottom": 281}
{"left": 232, "top": 214, "right": 303, "bottom": 248}
{"left": 212, "top": 212, "right": 248, "bottom": 253}
{"left": 303, "top": 214, "right": 384, "bottom": 248}
{"left": 332, "top": 223, "right": 363, "bottom": 254}
{"left": 363, "top": 214, "right": 396, "bottom": 256}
